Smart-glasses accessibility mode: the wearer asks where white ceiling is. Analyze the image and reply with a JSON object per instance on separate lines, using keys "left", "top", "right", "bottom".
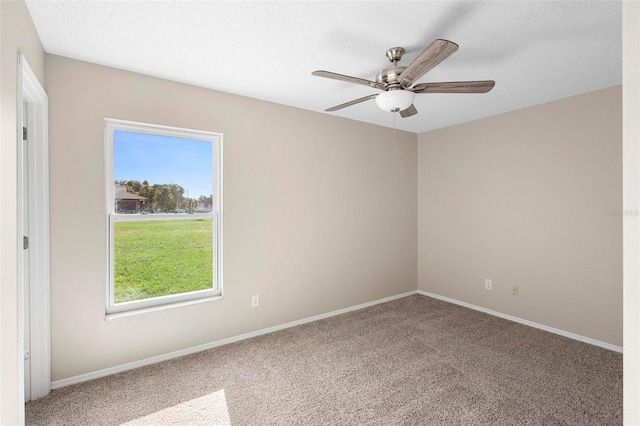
{"left": 25, "top": 1, "right": 622, "bottom": 134}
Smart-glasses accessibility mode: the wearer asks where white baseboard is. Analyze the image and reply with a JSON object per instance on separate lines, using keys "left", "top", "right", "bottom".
{"left": 52, "top": 290, "right": 418, "bottom": 389}
{"left": 417, "top": 290, "right": 623, "bottom": 353}
{"left": 53, "top": 289, "right": 621, "bottom": 389}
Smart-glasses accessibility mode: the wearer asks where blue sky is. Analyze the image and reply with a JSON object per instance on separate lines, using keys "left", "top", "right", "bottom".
{"left": 114, "top": 130, "right": 213, "bottom": 199}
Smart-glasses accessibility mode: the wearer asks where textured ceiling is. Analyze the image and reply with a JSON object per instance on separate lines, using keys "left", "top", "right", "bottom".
{"left": 25, "top": 1, "right": 622, "bottom": 134}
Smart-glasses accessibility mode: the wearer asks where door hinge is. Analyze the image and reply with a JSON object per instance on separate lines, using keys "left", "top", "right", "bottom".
{"left": 24, "top": 349, "right": 31, "bottom": 360}
{"left": 23, "top": 126, "right": 27, "bottom": 141}
{"left": 23, "top": 236, "right": 29, "bottom": 250}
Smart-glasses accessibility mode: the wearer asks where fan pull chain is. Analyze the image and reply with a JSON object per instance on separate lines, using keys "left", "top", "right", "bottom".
{"left": 393, "top": 114, "right": 397, "bottom": 157}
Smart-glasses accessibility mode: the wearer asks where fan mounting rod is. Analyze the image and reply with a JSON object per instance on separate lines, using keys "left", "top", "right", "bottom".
{"left": 377, "top": 47, "right": 408, "bottom": 87}
{"left": 385, "top": 47, "right": 405, "bottom": 65}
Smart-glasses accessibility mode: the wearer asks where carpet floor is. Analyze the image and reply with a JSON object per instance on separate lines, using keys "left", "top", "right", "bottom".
{"left": 25, "top": 294, "right": 623, "bottom": 425}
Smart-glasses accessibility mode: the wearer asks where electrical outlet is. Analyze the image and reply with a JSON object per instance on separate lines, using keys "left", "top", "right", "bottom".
{"left": 511, "top": 285, "right": 519, "bottom": 296}
{"left": 485, "top": 279, "right": 492, "bottom": 290}
{"left": 251, "top": 294, "right": 259, "bottom": 307}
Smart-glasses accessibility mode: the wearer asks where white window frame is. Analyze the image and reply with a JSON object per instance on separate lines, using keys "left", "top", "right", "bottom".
{"left": 105, "top": 118, "right": 223, "bottom": 316}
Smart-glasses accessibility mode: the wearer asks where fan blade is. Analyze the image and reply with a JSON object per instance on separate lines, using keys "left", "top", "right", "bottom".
{"left": 399, "top": 104, "right": 418, "bottom": 118}
{"left": 399, "top": 39, "right": 459, "bottom": 87}
{"left": 325, "top": 94, "right": 378, "bottom": 112}
{"left": 312, "top": 70, "right": 386, "bottom": 90}
{"left": 412, "top": 80, "right": 495, "bottom": 94}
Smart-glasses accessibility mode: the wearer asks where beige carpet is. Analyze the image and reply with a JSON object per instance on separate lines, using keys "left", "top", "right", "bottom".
{"left": 26, "top": 294, "right": 622, "bottom": 425}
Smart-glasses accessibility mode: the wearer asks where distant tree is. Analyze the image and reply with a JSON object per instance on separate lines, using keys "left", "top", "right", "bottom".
{"left": 198, "top": 195, "right": 212, "bottom": 205}
{"left": 139, "top": 181, "right": 156, "bottom": 212}
{"left": 197, "top": 194, "right": 213, "bottom": 211}
{"left": 154, "top": 185, "right": 174, "bottom": 212}
{"left": 127, "top": 180, "right": 142, "bottom": 194}
{"left": 169, "top": 184, "right": 184, "bottom": 210}
{"left": 114, "top": 180, "right": 189, "bottom": 213}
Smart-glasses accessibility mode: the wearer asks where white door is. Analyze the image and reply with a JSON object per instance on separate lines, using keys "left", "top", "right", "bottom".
{"left": 22, "top": 100, "right": 32, "bottom": 403}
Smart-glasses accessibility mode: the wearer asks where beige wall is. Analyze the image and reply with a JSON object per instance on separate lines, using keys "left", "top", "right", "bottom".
{"left": 45, "top": 54, "right": 417, "bottom": 381}
{"left": 418, "top": 86, "right": 623, "bottom": 346}
{"left": 0, "top": 0, "right": 45, "bottom": 423}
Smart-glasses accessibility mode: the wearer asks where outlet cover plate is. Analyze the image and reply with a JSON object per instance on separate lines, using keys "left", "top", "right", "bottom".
{"left": 485, "top": 279, "right": 492, "bottom": 290}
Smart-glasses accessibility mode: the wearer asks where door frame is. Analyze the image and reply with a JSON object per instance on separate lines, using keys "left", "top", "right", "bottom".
{"left": 17, "top": 53, "right": 51, "bottom": 406}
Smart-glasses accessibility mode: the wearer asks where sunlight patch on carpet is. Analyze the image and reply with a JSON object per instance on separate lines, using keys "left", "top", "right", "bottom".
{"left": 120, "top": 389, "right": 231, "bottom": 425}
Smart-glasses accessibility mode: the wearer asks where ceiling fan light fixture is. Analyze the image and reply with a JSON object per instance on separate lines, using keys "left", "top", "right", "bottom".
{"left": 375, "top": 90, "right": 415, "bottom": 113}
{"left": 313, "top": 40, "right": 493, "bottom": 118}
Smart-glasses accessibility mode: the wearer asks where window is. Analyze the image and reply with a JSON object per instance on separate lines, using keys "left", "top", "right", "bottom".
{"left": 105, "top": 119, "right": 222, "bottom": 315}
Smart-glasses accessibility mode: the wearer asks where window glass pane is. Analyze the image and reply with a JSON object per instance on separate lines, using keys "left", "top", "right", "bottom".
{"left": 113, "top": 130, "right": 214, "bottom": 214}
{"left": 114, "top": 219, "right": 214, "bottom": 303}
{"left": 107, "top": 121, "right": 222, "bottom": 313}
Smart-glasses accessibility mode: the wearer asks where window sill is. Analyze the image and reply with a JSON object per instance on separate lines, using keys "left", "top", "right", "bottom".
{"left": 105, "top": 294, "right": 224, "bottom": 320}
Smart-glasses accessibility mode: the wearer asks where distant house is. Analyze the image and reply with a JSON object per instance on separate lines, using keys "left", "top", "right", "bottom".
{"left": 115, "top": 185, "right": 147, "bottom": 213}
{"left": 196, "top": 201, "right": 213, "bottom": 212}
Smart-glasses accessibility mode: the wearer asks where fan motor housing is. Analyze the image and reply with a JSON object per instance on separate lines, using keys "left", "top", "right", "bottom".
{"left": 376, "top": 66, "right": 407, "bottom": 86}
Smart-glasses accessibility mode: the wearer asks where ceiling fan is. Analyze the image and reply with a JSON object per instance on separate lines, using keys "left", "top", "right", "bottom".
{"left": 312, "top": 39, "right": 495, "bottom": 118}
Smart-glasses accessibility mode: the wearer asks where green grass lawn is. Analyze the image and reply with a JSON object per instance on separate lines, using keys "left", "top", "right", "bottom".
{"left": 114, "top": 219, "right": 214, "bottom": 303}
